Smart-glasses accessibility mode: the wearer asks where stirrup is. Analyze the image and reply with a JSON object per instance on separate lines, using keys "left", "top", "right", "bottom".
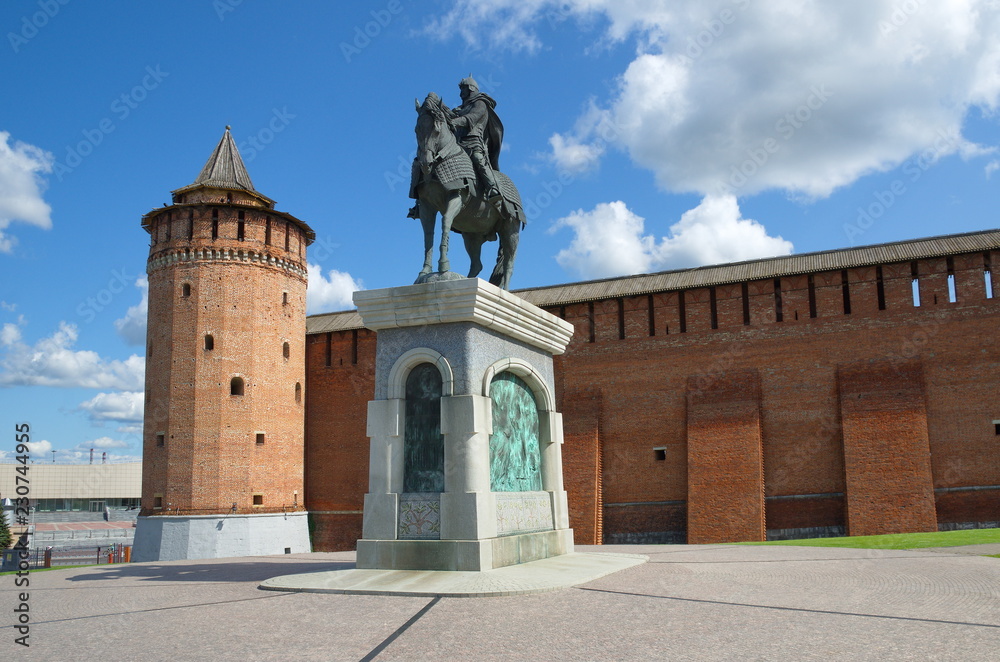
{"left": 407, "top": 204, "right": 420, "bottom": 219}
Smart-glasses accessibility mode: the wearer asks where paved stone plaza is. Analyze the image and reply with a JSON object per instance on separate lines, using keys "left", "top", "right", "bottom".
{"left": 3, "top": 544, "right": 998, "bottom": 661}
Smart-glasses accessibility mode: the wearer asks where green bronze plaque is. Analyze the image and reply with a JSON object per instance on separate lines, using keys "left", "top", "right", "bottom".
{"left": 489, "top": 371, "right": 542, "bottom": 492}
{"left": 403, "top": 363, "right": 444, "bottom": 493}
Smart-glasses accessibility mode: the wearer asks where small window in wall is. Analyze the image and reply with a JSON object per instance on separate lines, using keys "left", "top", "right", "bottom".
{"left": 653, "top": 447, "right": 666, "bottom": 461}
{"left": 230, "top": 376, "right": 245, "bottom": 396}
{"left": 156, "top": 432, "right": 165, "bottom": 447}
{"left": 153, "top": 495, "right": 163, "bottom": 509}
{"left": 237, "top": 220, "right": 245, "bottom": 241}
{"left": 285, "top": 222, "right": 291, "bottom": 251}
{"left": 255, "top": 432, "right": 265, "bottom": 445}
{"left": 265, "top": 218, "right": 272, "bottom": 245}
{"left": 187, "top": 211, "right": 194, "bottom": 238}
{"left": 295, "top": 382, "right": 302, "bottom": 403}
{"left": 282, "top": 342, "right": 290, "bottom": 359}
{"left": 282, "top": 291, "right": 289, "bottom": 305}
{"left": 204, "top": 334, "right": 214, "bottom": 350}
{"left": 182, "top": 283, "right": 191, "bottom": 297}
{"left": 252, "top": 494, "right": 264, "bottom": 506}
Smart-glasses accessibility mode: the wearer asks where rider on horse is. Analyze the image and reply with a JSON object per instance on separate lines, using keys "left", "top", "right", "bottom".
{"left": 408, "top": 75, "right": 504, "bottom": 218}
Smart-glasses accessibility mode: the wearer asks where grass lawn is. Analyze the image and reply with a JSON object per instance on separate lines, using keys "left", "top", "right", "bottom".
{"left": 735, "top": 528, "right": 1000, "bottom": 550}
{"left": 0, "top": 564, "right": 98, "bottom": 576}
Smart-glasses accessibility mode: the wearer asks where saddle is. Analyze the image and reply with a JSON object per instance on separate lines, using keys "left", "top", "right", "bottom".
{"left": 409, "top": 151, "right": 524, "bottom": 221}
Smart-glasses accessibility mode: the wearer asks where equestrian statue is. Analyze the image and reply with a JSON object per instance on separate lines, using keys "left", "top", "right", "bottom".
{"left": 409, "top": 76, "right": 526, "bottom": 290}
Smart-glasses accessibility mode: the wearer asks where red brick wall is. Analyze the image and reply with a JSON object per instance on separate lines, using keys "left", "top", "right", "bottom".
{"left": 303, "top": 328, "right": 375, "bottom": 550}
{"left": 838, "top": 361, "right": 937, "bottom": 536}
{"left": 686, "top": 369, "right": 766, "bottom": 543}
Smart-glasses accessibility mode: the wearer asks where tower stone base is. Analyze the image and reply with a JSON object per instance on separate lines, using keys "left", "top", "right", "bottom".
{"left": 353, "top": 278, "right": 575, "bottom": 572}
{"left": 132, "top": 512, "right": 311, "bottom": 562}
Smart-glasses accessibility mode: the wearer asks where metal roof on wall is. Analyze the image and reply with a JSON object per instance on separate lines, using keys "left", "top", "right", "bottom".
{"left": 306, "top": 228, "right": 1000, "bottom": 335}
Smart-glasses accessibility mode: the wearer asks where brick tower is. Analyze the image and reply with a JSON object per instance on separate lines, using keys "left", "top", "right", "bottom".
{"left": 133, "top": 127, "right": 314, "bottom": 561}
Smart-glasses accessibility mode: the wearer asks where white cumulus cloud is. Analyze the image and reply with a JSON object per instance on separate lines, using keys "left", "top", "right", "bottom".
{"left": 114, "top": 276, "right": 148, "bottom": 346}
{"left": 0, "top": 321, "right": 144, "bottom": 390}
{"left": 25, "top": 439, "right": 52, "bottom": 459}
{"left": 434, "top": 1, "right": 1000, "bottom": 199}
{"left": 307, "top": 263, "right": 363, "bottom": 314}
{"left": 78, "top": 390, "right": 144, "bottom": 423}
{"left": 0, "top": 131, "right": 54, "bottom": 253}
{"left": 552, "top": 195, "right": 792, "bottom": 280}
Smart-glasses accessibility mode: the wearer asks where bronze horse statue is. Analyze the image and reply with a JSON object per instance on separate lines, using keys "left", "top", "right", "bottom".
{"left": 412, "top": 93, "right": 525, "bottom": 290}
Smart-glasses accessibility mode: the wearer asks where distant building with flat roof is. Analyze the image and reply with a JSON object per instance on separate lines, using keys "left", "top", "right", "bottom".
{"left": 0, "top": 462, "right": 141, "bottom": 513}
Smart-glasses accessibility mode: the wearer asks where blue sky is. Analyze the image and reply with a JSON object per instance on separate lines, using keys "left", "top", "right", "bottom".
{"left": 1, "top": 1, "right": 998, "bottom": 464}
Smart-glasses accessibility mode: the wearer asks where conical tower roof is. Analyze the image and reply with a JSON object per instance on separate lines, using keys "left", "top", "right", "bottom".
{"left": 171, "top": 126, "right": 274, "bottom": 205}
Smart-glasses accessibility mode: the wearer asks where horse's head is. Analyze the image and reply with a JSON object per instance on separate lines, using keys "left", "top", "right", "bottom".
{"left": 415, "top": 92, "right": 460, "bottom": 175}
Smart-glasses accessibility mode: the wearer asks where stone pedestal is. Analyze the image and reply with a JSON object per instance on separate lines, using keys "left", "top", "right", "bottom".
{"left": 353, "top": 278, "right": 575, "bottom": 571}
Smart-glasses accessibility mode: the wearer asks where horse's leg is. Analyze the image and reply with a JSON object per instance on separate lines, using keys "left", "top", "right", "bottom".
{"left": 418, "top": 200, "right": 436, "bottom": 278}
{"left": 438, "top": 194, "right": 462, "bottom": 274}
{"left": 463, "top": 233, "right": 485, "bottom": 278}
{"left": 491, "top": 216, "right": 520, "bottom": 289}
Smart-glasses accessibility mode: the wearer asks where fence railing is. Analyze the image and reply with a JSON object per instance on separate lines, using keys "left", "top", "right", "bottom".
{"left": 2, "top": 543, "right": 131, "bottom": 570}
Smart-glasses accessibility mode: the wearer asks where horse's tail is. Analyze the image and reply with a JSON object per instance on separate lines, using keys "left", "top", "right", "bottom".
{"left": 489, "top": 246, "right": 506, "bottom": 288}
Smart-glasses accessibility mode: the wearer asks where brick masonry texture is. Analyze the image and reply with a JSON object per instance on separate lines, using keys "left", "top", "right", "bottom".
{"left": 301, "top": 249, "right": 1000, "bottom": 548}
{"left": 142, "top": 186, "right": 310, "bottom": 518}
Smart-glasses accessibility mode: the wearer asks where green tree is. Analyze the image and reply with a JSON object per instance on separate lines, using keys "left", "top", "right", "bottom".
{"left": 0, "top": 511, "right": 12, "bottom": 550}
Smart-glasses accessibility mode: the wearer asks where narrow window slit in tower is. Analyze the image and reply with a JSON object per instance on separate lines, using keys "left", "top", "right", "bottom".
{"left": 351, "top": 329, "right": 359, "bottom": 364}
{"left": 773, "top": 279, "right": 783, "bottom": 322}
{"left": 807, "top": 274, "right": 817, "bottom": 318}
{"left": 238, "top": 220, "right": 245, "bottom": 242}
{"left": 282, "top": 291, "right": 289, "bottom": 305}
{"left": 985, "top": 252, "right": 994, "bottom": 299}
{"left": 283, "top": 342, "right": 290, "bottom": 359}
{"left": 156, "top": 433, "right": 164, "bottom": 448}
{"left": 265, "top": 218, "right": 272, "bottom": 245}
{"left": 742, "top": 282, "right": 750, "bottom": 325}
{"left": 617, "top": 299, "right": 625, "bottom": 340}
{"left": 911, "top": 261, "right": 921, "bottom": 307}
{"left": 212, "top": 209, "right": 219, "bottom": 240}
{"left": 647, "top": 294, "right": 655, "bottom": 336}
{"left": 295, "top": 382, "right": 302, "bottom": 404}
{"left": 204, "top": 334, "right": 214, "bottom": 351}
{"left": 946, "top": 256, "right": 957, "bottom": 303}
{"left": 587, "top": 302, "right": 595, "bottom": 343}
{"left": 182, "top": 283, "right": 191, "bottom": 298}
{"left": 164, "top": 215, "right": 171, "bottom": 242}
{"left": 187, "top": 211, "right": 194, "bottom": 238}
{"left": 709, "top": 287, "right": 718, "bottom": 329}
{"left": 841, "top": 270, "right": 852, "bottom": 314}
{"left": 325, "top": 332, "right": 332, "bottom": 367}
{"left": 285, "top": 222, "right": 290, "bottom": 251}
{"left": 230, "top": 377, "right": 245, "bottom": 396}
{"left": 255, "top": 433, "right": 265, "bottom": 446}
{"left": 876, "top": 266, "right": 886, "bottom": 310}
{"left": 678, "top": 291, "right": 687, "bottom": 333}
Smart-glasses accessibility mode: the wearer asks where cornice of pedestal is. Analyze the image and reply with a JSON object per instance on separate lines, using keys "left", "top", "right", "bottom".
{"left": 353, "top": 278, "right": 575, "bottom": 355}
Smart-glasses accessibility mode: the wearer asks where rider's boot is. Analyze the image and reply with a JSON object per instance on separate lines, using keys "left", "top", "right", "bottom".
{"left": 407, "top": 202, "right": 420, "bottom": 219}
